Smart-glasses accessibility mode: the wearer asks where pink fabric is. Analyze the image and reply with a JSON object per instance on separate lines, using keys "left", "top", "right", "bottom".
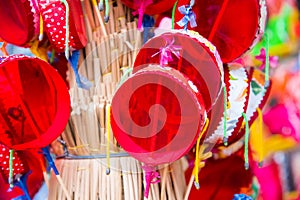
{"left": 253, "top": 160, "right": 283, "bottom": 200}
{"left": 264, "top": 104, "right": 300, "bottom": 141}
{"left": 132, "top": 0, "right": 153, "bottom": 30}
{"left": 142, "top": 165, "right": 160, "bottom": 198}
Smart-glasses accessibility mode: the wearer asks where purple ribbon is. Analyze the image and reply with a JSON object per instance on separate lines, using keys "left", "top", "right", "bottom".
{"left": 255, "top": 48, "right": 279, "bottom": 70}
{"left": 132, "top": 0, "right": 153, "bottom": 31}
{"left": 176, "top": 5, "right": 197, "bottom": 30}
{"left": 142, "top": 165, "right": 160, "bottom": 198}
{"left": 152, "top": 36, "right": 182, "bottom": 66}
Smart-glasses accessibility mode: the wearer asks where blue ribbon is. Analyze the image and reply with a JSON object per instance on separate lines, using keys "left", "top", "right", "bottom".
{"left": 142, "top": 14, "right": 155, "bottom": 44}
{"left": 233, "top": 194, "right": 253, "bottom": 200}
{"left": 69, "top": 50, "right": 92, "bottom": 90}
{"left": 42, "top": 146, "right": 59, "bottom": 175}
{"left": 176, "top": 5, "right": 197, "bottom": 30}
{"left": 11, "top": 172, "right": 32, "bottom": 200}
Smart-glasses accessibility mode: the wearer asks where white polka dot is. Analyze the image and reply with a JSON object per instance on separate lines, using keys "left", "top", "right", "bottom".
{"left": 52, "top": 4, "right": 56, "bottom": 7}
{"left": 45, "top": 15, "right": 48, "bottom": 18}
{"left": 59, "top": 30, "right": 62, "bottom": 33}
{"left": 6, "top": 168, "right": 9, "bottom": 170}
{"left": 49, "top": 9, "right": 52, "bottom": 12}
{"left": 53, "top": 28, "right": 57, "bottom": 31}
{"left": 0, "top": 154, "right": 2, "bottom": 157}
{"left": 54, "top": 13, "right": 58, "bottom": 17}
{"left": 60, "top": 46, "right": 64, "bottom": 49}
{"left": 2, "top": 148, "right": 5, "bottom": 151}
{"left": 20, "top": 164, "right": 23, "bottom": 166}
{"left": 53, "top": 38, "right": 56, "bottom": 41}
{"left": 47, "top": 24, "right": 51, "bottom": 28}
{"left": 70, "top": 36, "right": 73, "bottom": 39}
{"left": 61, "top": 38, "right": 64, "bottom": 40}
{"left": 58, "top": 7, "right": 62, "bottom": 11}
{"left": 6, "top": 156, "right": 8, "bottom": 159}
{"left": 58, "top": 42, "right": 61, "bottom": 44}
{"left": 50, "top": 32, "right": 53, "bottom": 35}
{"left": 51, "top": 19, "right": 54, "bottom": 22}
{"left": 63, "top": 26, "right": 66, "bottom": 29}
{"left": 57, "top": 22, "right": 60, "bottom": 26}
{"left": 15, "top": 163, "right": 18, "bottom": 166}
{"left": 17, "top": 168, "right": 20, "bottom": 171}
{"left": 61, "top": 17, "right": 64, "bottom": 20}
{"left": 55, "top": 35, "right": 59, "bottom": 38}
{"left": 13, "top": 157, "right": 15, "bottom": 160}
{"left": 3, "top": 161, "right": 6, "bottom": 164}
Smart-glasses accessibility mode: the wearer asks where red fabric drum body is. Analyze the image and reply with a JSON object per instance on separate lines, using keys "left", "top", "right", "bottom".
{"left": 174, "top": 0, "right": 266, "bottom": 63}
{"left": 39, "top": 0, "right": 87, "bottom": 52}
{"left": 0, "top": 0, "right": 39, "bottom": 46}
{"left": 0, "top": 55, "right": 70, "bottom": 150}
{"left": 121, "top": 0, "right": 177, "bottom": 16}
{"left": 0, "top": 143, "right": 44, "bottom": 200}
{"left": 134, "top": 30, "right": 224, "bottom": 111}
{"left": 111, "top": 30, "right": 224, "bottom": 166}
{"left": 111, "top": 64, "right": 206, "bottom": 166}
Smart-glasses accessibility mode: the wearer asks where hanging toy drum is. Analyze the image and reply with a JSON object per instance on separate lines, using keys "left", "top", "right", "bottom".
{"left": 174, "top": 0, "right": 267, "bottom": 63}
{"left": 111, "top": 30, "right": 224, "bottom": 166}
{"left": 39, "top": 0, "right": 87, "bottom": 53}
{"left": 0, "top": 55, "right": 70, "bottom": 150}
{"left": 0, "top": 0, "right": 40, "bottom": 46}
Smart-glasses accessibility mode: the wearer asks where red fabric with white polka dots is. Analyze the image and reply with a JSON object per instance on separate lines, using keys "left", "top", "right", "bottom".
{"left": 0, "top": 143, "right": 44, "bottom": 199}
{"left": 39, "top": 0, "right": 87, "bottom": 52}
{"left": 0, "top": 144, "right": 26, "bottom": 180}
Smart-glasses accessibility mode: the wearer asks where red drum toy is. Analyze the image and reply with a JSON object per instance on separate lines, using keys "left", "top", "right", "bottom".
{"left": 39, "top": 0, "right": 87, "bottom": 54}
{"left": 175, "top": 0, "right": 267, "bottom": 63}
{"left": 0, "top": 143, "right": 44, "bottom": 200}
{"left": 111, "top": 30, "right": 224, "bottom": 166}
{"left": 0, "top": 0, "right": 40, "bottom": 47}
{"left": 0, "top": 55, "right": 70, "bottom": 150}
{"left": 205, "top": 64, "right": 251, "bottom": 146}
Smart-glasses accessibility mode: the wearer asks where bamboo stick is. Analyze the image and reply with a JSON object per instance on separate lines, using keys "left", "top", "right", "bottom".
{"left": 160, "top": 165, "right": 168, "bottom": 200}
{"left": 83, "top": 0, "right": 96, "bottom": 32}
{"left": 91, "top": 0, "right": 108, "bottom": 37}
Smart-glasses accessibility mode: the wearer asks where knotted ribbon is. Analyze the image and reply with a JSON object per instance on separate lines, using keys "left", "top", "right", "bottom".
{"left": 151, "top": 36, "right": 182, "bottom": 66}
{"left": 132, "top": 0, "right": 153, "bottom": 31}
{"left": 142, "top": 165, "right": 160, "bottom": 198}
{"left": 176, "top": 3, "right": 197, "bottom": 30}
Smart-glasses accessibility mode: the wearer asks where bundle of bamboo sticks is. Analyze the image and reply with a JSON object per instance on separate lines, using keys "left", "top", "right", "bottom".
{"left": 49, "top": 158, "right": 187, "bottom": 200}
{"left": 49, "top": 0, "right": 188, "bottom": 199}
{"left": 60, "top": 0, "right": 141, "bottom": 156}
